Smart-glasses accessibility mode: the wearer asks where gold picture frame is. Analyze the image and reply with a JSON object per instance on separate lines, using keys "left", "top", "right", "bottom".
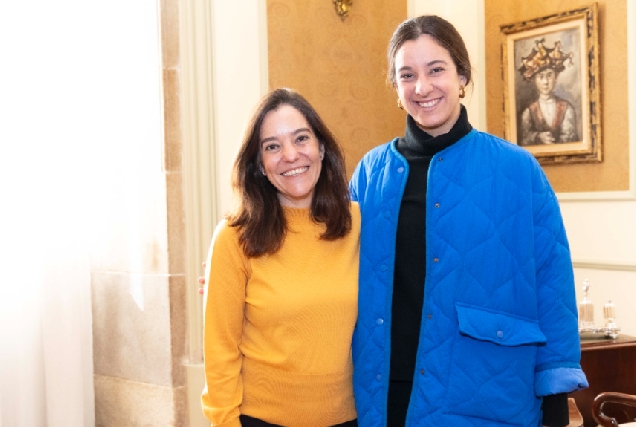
{"left": 500, "top": 3, "right": 601, "bottom": 164}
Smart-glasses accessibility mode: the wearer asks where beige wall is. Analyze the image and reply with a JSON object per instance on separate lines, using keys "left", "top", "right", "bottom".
{"left": 90, "top": 0, "right": 188, "bottom": 425}
{"left": 267, "top": 0, "right": 407, "bottom": 176}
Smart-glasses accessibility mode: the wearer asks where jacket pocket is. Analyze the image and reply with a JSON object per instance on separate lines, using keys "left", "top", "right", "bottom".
{"left": 443, "top": 303, "right": 546, "bottom": 425}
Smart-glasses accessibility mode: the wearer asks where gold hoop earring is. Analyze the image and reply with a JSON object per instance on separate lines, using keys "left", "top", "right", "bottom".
{"left": 397, "top": 98, "right": 404, "bottom": 110}
{"left": 459, "top": 86, "right": 466, "bottom": 99}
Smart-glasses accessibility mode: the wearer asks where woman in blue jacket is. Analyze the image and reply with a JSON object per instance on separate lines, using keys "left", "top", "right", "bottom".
{"left": 349, "top": 15, "right": 588, "bottom": 427}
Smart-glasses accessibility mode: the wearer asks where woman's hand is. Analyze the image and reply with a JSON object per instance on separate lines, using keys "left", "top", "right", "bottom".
{"left": 537, "top": 131, "right": 555, "bottom": 144}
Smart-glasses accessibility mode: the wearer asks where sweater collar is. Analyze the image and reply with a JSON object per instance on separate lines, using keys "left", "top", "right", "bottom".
{"left": 397, "top": 105, "right": 473, "bottom": 158}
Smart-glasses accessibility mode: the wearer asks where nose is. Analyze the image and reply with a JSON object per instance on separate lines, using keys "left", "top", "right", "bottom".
{"left": 281, "top": 142, "right": 300, "bottom": 162}
{"left": 415, "top": 75, "right": 433, "bottom": 96}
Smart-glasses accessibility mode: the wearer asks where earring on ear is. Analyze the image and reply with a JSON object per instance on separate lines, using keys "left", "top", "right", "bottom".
{"left": 320, "top": 152, "right": 324, "bottom": 160}
{"left": 259, "top": 165, "right": 266, "bottom": 176}
{"left": 459, "top": 86, "right": 466, "bottom": 99}
{"left": 397, "top": 98, "right": 404, "bottom": 110}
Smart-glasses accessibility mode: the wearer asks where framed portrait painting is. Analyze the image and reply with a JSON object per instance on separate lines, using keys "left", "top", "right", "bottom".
{"left": 500, "top": 4, "right": 601, "bottom": 164}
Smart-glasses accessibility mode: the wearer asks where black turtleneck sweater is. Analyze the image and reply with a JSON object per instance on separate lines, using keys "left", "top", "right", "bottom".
{"left": 386, "top": 107, "right": 568, "bottom": 427}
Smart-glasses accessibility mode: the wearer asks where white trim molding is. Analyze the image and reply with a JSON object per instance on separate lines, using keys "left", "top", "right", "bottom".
{"left": 180, "top": 0, "right": 269, "bottom": 365}
{"left": 572, "top": 259, "right": 636, "bottom": 272}
{"left": 180, "top": 0, "right": 217, "bottom": 365}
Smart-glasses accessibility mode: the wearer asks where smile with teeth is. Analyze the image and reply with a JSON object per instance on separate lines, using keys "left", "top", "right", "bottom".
{"left": 417, "top": 98, "right": 441, "bottom": 108}
{"left": 281, "top": 166, "right": 309, "bottom": 177}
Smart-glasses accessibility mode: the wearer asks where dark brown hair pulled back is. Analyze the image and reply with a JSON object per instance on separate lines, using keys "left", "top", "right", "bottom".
{"left": 387, "top": 15, "right": 472, "bottom": 87}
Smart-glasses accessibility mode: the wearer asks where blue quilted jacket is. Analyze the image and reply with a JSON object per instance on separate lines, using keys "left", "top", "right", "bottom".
{"left": 349, "top": 129, "right": 588, "bottom": 427}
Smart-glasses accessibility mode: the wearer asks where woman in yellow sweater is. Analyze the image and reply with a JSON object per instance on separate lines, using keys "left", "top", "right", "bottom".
{"left": 202, "top": 88, "right": 360, "bottom": 427}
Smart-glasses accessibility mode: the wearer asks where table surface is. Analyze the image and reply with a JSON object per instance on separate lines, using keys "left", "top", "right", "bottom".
{"left": 580, "top": 334, "right": 636, "bottom": 350}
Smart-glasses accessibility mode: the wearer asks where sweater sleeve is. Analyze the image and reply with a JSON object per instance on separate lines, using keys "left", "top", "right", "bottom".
{"left": 531, "top": 168, "right": 588, "bottom": 396}
{"left": 201, "top": 220, "right": 249, "bottom": 427}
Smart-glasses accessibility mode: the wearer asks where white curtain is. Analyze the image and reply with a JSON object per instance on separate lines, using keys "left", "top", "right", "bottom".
{"left": 0, "top": 1, "right": 98, "bottom": 425}
{"left": 1, "top": 0, "right": 163, "bottom": 423}
{"left": 0, "top": 195, "right": 95, "bottom": 427}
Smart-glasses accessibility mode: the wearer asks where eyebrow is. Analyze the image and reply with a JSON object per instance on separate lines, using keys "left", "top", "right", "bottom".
{"left": 397, "top": 59, "right": 448, "bottom": 73}
{"left": 427, "top": 59, "right": 448, "bottom": 67}
{"left": 260, "top": 127, "right": 312, "bottom": 145}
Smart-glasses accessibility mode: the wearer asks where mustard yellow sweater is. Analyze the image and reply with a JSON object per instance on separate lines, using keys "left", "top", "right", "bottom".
{"left": 202, "top": 204, "right": 360, "bottom": 427}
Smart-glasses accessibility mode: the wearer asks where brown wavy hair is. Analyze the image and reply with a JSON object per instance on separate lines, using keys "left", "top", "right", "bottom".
{"left": 227, "top": 88, "right": 352, "bottom": 257}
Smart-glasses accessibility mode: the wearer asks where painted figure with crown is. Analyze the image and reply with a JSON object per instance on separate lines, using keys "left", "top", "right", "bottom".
{"left": 518, "top": 38, "right": 578, "bottom": 146}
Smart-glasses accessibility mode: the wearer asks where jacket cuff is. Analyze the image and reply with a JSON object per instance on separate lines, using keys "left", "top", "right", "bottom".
{"left": 535, "top": 367, "right": 588, "bottom": 396}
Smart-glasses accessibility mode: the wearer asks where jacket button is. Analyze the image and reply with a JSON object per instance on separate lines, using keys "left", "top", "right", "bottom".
{"left": 420, "top": 369, "right": 425, "bottom": 375}
{"left": 435, "top": 203, "right": 440, "bottom": 208}
{"left": 433, "top": 258, "right": 439, "bottom": 263}
{"left": 376, "top": 318, "right": 384, "bottom": 325}
{"left": 497, "top": 330, "right": 504, "bottom": 339}
{"left": 376, "top": 374, "right": 382, "bottom": 381}
{"left": 397, "top": 167, "right": 405, "bottom": 173}
{"left": 438, "top": 158, "right": 443, "bottom": 162}
{"left": 427, "top": 314, "right": 432, "bottom": 319}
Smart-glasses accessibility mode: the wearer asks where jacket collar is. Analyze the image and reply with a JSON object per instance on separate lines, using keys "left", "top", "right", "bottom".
{"left": 398, "top": 105, "right": 473, "bottom": 159}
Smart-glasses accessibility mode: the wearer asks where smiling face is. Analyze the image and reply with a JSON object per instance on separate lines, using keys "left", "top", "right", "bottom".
{"left": 260, "top": 104, "right": 324, "bottom": 208}
{"left": 394, "top": 34, "right": 467, "bottom": 137}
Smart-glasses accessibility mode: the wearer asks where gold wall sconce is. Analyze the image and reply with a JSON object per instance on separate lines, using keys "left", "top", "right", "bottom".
{"left": 333, "top": 0, "right": 353, "bottom": 21}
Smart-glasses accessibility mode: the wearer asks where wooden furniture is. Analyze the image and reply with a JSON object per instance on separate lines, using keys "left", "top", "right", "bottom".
{"left": 592, "top": 392, "right": 636, "bottom": 426}
{"left": 570, "top": 335, "right": 636, "bottom": 427}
